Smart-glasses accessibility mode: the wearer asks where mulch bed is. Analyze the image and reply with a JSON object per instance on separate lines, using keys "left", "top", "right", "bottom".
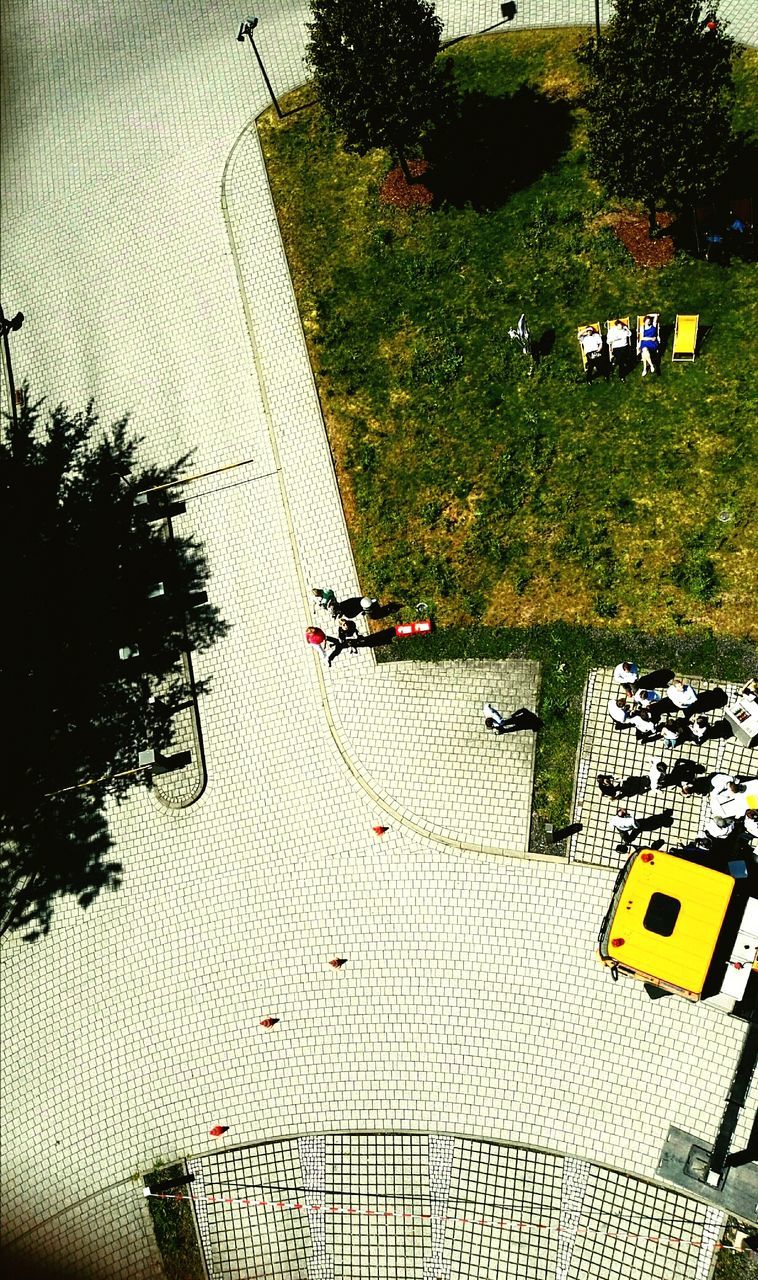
{"left": 379, "top": 159, "right": 433, "bottom": 210}
{"left": 609, "top": 212, "right": 676, "bottom": 267}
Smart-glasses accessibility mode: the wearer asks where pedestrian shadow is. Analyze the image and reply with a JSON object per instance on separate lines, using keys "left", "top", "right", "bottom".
{"left": 359, "top": 627, "right": 396, "bottom": 650}
{"left": 637, "top": 668, "right": 675, "bottom": 690}
{"left": 371, "top": 601, "right": 402, "bottom": 620}
{"left": 636, "top": 809, "right": 675, "bottom": 834}
{"left": 666, "top": 760, "right": 707, "bottom": 789}
{"left": 706, "top": 718, "right": 734, "bottom": 741}
{"left": 509, "top": 707, "right": 543, "bottom": 731}
{"left": 691, "top": 687, "right": 728, "bottom": 714}
{"left": 618, "top": 775, "right": 649, "bottom": 798}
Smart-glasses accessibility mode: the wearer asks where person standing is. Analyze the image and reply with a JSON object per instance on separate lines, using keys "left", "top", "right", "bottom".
{"left": 612, "top": 661, "right": 639, "bottom": 689}
{"left": 648, "top": 759, "right": 669, "bottom": 791}
{"left": 633, "top": 686, "right": 660, "bottom": 710}
{"left": 608, "top": 696, "right": 632, "bottom": 729}
{"left": 610, "top": 808, "right": 641, "bottom": 852}
{"left": 597, "top": 773, "right": 622, "bottom": 799}
{"left": 661, "top": 719, "right": 686, "bottom": 748}
{"left": 630, "top": 708, "right": 659, "bottom": 741}
{"left": 689, "top": 715, "right": 710, "bottom": 744}
{"left": 667, "top": 677, "right": 698, "bottom": 716}
{"left": 710, "top": 776, "right": 749, "bottom": 820}
{"left": 313, "top": 587, "right": 340, "bottom": 618}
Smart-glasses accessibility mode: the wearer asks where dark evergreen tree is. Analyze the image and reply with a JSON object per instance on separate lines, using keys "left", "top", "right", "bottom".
{"left": 578, "top": 0, "right": 735, "bottom": 231}
{"left": 306, "top": 0, "right": 444, "bottom": 180}
{"left": 1, "top": 387, "right": 228, "bottom": 939}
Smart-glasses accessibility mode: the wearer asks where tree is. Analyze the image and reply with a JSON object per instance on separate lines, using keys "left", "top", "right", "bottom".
{"left": 306, "top": 0, "right": 444, "bottom": 181}
{"left": 578, "top": 0, "right": 735, "bottom": 232}
{"left": 1, "top": 388, "right": 228, "bottom": 939}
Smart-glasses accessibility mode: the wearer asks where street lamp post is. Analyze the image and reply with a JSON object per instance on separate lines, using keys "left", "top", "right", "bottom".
{"left": 0, "top": 305, "right": 24, "bottom": 426}
{"left": 236, "top": 17, "right": 283, "bottom": 119}
{"left": 595, "top": 0, "right": 601, "bottom": 40}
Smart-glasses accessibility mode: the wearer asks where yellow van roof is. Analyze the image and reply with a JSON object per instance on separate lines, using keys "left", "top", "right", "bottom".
{"left": 603, "top": 851, "right": 734, "bottom": 996}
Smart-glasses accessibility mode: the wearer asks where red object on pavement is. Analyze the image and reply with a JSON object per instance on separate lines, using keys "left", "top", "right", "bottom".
{"left": 306, "top": 626, "right": 326, "bottom": 645}
{"left": 209, "top": 1125, "right": 229, "bottom": 1137}
{"left": 372, "top": 825, "right": 388, "bottom": 835}
{"left": 329, "top": 958, "right": 347, "bottom": 968}
{"left": 411, "top": 619, "right": 432, "bottom": 634}
{"left": 394, "top": 623, "right": 413, "bottom": 637}
{"left": 259, "top": 1017, "right": 279, "bottom": 1028}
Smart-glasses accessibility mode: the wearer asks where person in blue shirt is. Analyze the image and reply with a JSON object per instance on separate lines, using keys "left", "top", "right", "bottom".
{"left": 639, "top": 315, "right": 659, "bottom": 377}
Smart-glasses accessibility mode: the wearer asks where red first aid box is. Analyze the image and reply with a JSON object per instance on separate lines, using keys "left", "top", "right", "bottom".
{"left": 394, "top": 622, "right": 413, "bottom": 637}
{"left": 412, "top": 619, "right": 432, "bottom": 634}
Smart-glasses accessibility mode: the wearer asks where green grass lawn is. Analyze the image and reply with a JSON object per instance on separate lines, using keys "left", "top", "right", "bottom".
{"left": 259, "top": 29, "right": 757, "bottom": 829}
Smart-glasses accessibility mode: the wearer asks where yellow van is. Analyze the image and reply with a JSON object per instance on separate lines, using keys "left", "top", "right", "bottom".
{"left": 597, "top": 850, "right": 736, "bottom": 1001}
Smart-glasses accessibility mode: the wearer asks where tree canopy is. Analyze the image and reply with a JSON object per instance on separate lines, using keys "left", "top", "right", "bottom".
{"left": 1, "top": 389, "right": 227, "bottom": 939}
{"left": 305, "top": 0, "right": 444, "bottom": 178}
{"left": 578, "top": 0, "right": 735, "bottom": 229}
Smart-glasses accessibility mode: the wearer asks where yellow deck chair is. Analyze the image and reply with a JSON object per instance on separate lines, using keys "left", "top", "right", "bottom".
{"left": 672, "top": 314, "right": 699, "bottom": 361}
{"left": 577, "top": 322, "right": 602, "bottom": 371}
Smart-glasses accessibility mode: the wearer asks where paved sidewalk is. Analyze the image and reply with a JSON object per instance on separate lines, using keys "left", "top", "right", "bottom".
{"left": 2, "top": 2, "right": 757, "bottom": 1277}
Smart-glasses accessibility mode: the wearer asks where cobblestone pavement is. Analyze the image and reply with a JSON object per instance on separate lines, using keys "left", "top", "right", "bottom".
{"left": 2, "top": 2, "right": 756, "bottom": 1277}
{"left": 573, "top": 669, "right": 758, "bottom": 869}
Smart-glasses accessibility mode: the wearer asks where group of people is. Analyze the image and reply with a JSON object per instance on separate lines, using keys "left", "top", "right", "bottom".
{"left": 599, "top": 661, "right": 758, "bottom": 857}
{"left": 606, "top": 664, "right": 721, "bottom": 748}
{"left": 579, "top": 315, "right": 659, "bottom": 384}
{"left": 307, "top": 587, "right": 378, "bottom": 666}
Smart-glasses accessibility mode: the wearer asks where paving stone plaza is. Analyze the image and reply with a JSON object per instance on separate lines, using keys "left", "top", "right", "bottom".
{"left": 1, "top": 2, "right": 757, "bottom": 1278}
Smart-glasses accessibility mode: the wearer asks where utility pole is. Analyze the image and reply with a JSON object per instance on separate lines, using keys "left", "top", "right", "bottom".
{"left": 0, "top": 304, "right": 24, "bottom": 426}
{"left": 595, "top": 0, "right": 601, "bottom": 40}
{"left": 236, "top": 17, "right": 283, "bottom": 118}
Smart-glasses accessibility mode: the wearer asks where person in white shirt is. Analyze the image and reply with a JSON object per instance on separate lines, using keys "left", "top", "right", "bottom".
{"left": 631, "top": 708, "right": 658, "bottom": 741}
{"left": 700, "top": 815, "right": 735, "bottom": 841}
{"left": 633, "top": 686, "right": 659, "bottom": 708}
{"left": 483, "top": 703, "right": 520, "bottom": 734}
{"left": 613, "top": 661, "right": 639, "bottom": 686}
{"left": 608, "top": 696, "right": 631, "bottom": 727}
{"left": 667, "top": 678, "right": 698, "bottom": 713}
{"left": 610, "top": 808, "right": 640, "bottom": 851}
{"left": 607, "top": 318, "right": 633, "bottom": 379}
{"left": 648, "top": 759, "right": 669, "bottom": 791}
{"left": 579, "top": 325, "right": 605, "bottom": 383}
{"left": 710, "top": 775, "right": 749, "bottom": 819}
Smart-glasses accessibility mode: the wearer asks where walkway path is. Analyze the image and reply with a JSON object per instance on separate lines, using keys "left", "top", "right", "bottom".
{"left": 2, "top": 2, "right": 756, "bottom": 1277}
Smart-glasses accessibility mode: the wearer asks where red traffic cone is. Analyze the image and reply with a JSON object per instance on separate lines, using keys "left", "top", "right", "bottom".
{"left": 329, "top": 958, "right": 347, "bottom": 968}
{"left": 260, "top": 1017, "right": 279, "bottom": 1028}
{"left": 372, "top": 825, "right": 388, "bottom": 835}
{"left": 209, "top": 1125, "right": 229, "bottom": 1137}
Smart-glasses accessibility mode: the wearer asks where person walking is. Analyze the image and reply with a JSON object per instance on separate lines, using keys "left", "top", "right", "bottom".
{"left": 610, "top": 807, "right": 641, "bottom": 852}
{"left": 597, "top": 773, "right": 622, "bottom": 799}
{"left": 313, "top": 587, "right": 340, "bottom": 617}
{"left": 327, "top": 618, "right": 360, "bottom": 667}
{"left": 483, "top": 702, "right": 523, "bottom": 734}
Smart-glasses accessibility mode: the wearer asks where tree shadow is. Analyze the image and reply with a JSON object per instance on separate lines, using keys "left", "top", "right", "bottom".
{"left": 423, "top": 85, "right": 573, "bottom": 210}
